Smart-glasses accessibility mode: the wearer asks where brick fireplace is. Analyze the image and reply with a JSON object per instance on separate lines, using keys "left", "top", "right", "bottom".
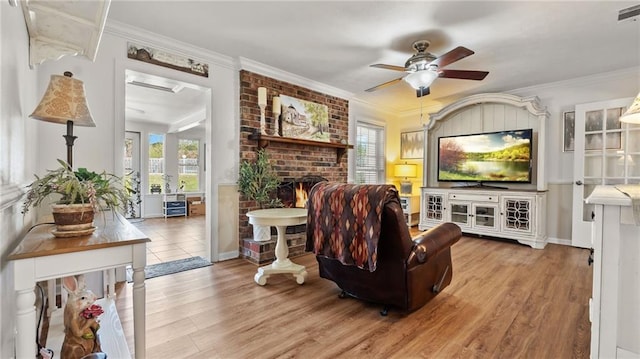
{"left": 239, "top": 70, "right": 349, "bottom": 264}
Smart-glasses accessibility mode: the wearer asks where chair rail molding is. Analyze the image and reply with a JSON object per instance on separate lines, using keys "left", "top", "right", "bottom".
{"left": 20, "top": 0, "right": 111, "bottom": 68}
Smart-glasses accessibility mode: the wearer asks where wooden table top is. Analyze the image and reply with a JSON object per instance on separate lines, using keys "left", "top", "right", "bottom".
{"left": 8, "top": 213, "right": 150, "bottom": 260}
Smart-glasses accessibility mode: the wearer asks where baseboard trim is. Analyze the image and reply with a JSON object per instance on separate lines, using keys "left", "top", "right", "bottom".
{"left": 617, "top": 347, "right": 640, "bottom": 358}
{"left": 547, "top": 237, "right": 573, "bottom": 246}
{"left": 218, "top": 250, "right": 239, "bottom": 261}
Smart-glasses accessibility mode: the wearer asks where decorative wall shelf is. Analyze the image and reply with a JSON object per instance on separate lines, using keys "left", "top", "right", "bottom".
{"left": 20, "top": 0, "right": 111, "bottom": 67}
{"left": 248, "top": 133, "right": 353, "bottom": 163}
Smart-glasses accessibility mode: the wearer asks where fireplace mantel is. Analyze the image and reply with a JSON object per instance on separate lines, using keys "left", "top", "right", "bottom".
{"left": 248, "top": 133, "right": 353, "bottom": 163}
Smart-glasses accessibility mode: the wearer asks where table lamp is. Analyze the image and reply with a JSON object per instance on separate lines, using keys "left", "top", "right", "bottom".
{"left": 30, "top": 71, "right": 95, "bottom": 168}
{"left": 395, "top": 163, "right": 417, "bottom": 195}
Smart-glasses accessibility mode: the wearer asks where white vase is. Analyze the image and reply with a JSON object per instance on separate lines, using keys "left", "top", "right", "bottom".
{"left": 252, "top": 224, "right": 272, "bottom": 242}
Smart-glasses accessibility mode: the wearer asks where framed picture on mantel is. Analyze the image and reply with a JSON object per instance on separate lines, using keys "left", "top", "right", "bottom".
{"left": 279, "top": 95, "right": 330, "bottom": 143}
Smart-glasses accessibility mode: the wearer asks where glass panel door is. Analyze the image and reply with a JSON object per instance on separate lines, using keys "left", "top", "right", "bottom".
{"left": 572, "top": 97, "right": 635, "bottom": 248}
{"left": 124, "top": 131, "right": 141, "bottom": 219}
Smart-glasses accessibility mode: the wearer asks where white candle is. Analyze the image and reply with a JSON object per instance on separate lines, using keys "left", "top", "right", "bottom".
{"left": 258, "top": 87, "right": 267, "bottom": 106}
{"left": 272, "top": 96, "right": 281, "bottom": 114}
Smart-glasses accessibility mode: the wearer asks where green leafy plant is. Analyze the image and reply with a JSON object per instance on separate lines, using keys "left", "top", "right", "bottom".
{"left": 238, "top": 149, "right": 282, "bottom": 208}
{"left": 22, "top": 159, "right": 130, "bottom": 214}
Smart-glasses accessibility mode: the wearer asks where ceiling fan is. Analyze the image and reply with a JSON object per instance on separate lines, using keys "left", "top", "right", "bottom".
{"left": 365, "top": 40, "right": 489, "bottom": 97}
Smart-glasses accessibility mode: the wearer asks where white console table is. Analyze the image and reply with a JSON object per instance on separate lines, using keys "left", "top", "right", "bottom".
{"left": 586, "top": 186, "right": 640, "bottom": 358}
{"left": 247, "top": 208, "right": 308, "bottom": 285}
{"left": 8, "top": 214, "right": 150, "bottom": 359}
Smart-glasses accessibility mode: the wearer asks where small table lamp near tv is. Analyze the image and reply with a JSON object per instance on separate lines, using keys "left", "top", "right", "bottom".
{"left": 395, "top": 163, "right": 417, "bottom": 195}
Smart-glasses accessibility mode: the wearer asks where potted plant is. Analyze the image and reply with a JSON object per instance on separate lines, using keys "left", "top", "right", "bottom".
{"left": 22, "top": 159, "right": 130, "bottom": 237}
{"left": 238, "top": 149, "right": 282, "bottom": 241}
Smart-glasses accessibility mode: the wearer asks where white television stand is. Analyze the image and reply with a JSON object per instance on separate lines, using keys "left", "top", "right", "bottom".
{"left": 419, "top": 187, "right": 547, "bottom": 249}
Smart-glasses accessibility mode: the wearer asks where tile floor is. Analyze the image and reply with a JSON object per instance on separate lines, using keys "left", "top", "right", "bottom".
{"left": 128, "top": 215, "right": 207, "bottom": 265}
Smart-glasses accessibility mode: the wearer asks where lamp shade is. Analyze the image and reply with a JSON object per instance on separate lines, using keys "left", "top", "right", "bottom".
{"left": 620, "top": 92, "right": 640, "bottom": 124}
{"left": 394, "top": 163, "right": 417, "bottom": 178}
{"left": 404, "top": 70, "right": 438, "bottom": 90}
{"left": 30, "top": 72, "right": 95, "bottom": 127}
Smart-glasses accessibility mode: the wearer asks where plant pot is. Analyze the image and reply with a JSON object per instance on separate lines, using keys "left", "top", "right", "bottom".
{"left": 252, "top": 224, "right": 272, "bottom": 242}
{"left": 51, "top": 203, "right": 96, "bottom": 237}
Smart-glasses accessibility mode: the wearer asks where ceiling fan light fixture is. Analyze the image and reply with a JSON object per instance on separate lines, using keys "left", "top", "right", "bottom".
{"left": 404, "top": 70, "right": 438, "bottom": 90}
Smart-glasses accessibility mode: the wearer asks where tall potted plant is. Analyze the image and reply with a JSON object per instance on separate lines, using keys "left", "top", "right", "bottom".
{"left": 22, "top": 159, "right": 130, "bottom": 237}
{"left": 238, "top": 149, "right": 282, "bottom": 241}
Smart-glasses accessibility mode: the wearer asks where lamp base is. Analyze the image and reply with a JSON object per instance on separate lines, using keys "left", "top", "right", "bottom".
{"left": 400, "top": 181, "right": 412, "bottom": 195}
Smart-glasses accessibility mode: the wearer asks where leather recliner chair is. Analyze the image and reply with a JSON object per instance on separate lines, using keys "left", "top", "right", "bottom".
{"left": 306, "top": 182, "right": 462, "bottom": 314}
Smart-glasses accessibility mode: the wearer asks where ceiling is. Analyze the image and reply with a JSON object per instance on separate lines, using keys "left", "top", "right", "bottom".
{"left": 108, "top": 1, "right": 640, "bottom": 123}
{"left": 125, "top": 70, "right": 208, "bottom": 131}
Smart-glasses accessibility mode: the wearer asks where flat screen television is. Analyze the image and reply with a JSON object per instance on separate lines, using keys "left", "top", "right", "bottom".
{"left": 437, "top": 128, "right": 533, "bottom": 185}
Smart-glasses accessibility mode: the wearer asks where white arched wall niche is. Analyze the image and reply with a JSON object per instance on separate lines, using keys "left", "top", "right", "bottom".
{"left": 424, "top": 93, "right": 549, "bottom": 191}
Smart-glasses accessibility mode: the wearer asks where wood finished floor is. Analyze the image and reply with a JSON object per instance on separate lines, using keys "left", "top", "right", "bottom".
{"left": 114, "top": 231, "right": 593, "bottom": 359}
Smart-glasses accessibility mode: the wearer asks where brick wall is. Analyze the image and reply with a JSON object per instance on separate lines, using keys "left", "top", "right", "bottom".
{"left": 238, "top": 70, "right": 349, "bottom": 259}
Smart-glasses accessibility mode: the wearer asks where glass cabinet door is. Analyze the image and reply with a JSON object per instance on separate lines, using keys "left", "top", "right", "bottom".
{"left": 473, "top": 205, "right": 497, "bottom": 230}
{"left": 450, "top": 202, "right": 470, "bottom": 227}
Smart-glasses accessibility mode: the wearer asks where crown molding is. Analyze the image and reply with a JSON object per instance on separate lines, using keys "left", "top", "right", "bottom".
{"left": 238, "top": 57, "right": 353, "bottom": 100}
{"left": 397, "top": 67, "right": 640, "bottom": 117}
{"left": 507, "top": 66, "right": 640, "bottom": 95}
{"left": 105, "top": 19, "right": 236, "bottom": 70}
{"left": 348, "top": 98, "right": 398, "bottom": 118}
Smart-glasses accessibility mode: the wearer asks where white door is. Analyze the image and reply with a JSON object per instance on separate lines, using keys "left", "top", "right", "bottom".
{"left": 124, "top": 131, "right": 141, "bottom": 218}
{"left": 571, "top": 97, "right": 636, "bottom": 248}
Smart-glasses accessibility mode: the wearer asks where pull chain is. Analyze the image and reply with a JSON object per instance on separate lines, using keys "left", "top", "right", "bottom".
{"left": 420, "top": 93, "right": 425, "bottom": 128}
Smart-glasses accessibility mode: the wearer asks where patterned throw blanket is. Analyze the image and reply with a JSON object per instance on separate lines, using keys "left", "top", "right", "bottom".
{"left": 306, "top": 182, "right": 400, "bottom": 272}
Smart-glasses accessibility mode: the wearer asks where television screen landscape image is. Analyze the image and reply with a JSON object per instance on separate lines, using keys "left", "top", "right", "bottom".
{"left": 437, "top": 129, "right": 533, "bottom": 183}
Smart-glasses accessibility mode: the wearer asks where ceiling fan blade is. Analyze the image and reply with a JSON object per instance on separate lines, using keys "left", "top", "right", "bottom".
{"left": 365, "top": 77, "right": 404, "bottom": 92}
{"left": 370, "top": 64, "right": 406, "bottom": 72}
{"left": 439, "top": 69, "right": 489, "bottom": 80}
{"left": 416, "top": 87, "right": 430, "bottom": 98}
{"left": 431, "top": 46, "right": 474, "bottom": 68}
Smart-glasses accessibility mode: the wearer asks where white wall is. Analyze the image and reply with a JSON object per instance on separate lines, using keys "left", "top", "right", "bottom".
{"left": 34, "top": 21, "right": 240, "bottom": 262}
{"left": 348, "top": 100, "right": 397, "bottom": 184}
{"left": 0, "top": 2, "right": 38, "bottom": 358}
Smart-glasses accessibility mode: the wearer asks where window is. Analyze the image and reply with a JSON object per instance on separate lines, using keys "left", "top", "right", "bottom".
{"left": 355, "top": 122, "right": 385, "bottom": 184}
{"left": 178, "top": 139, "right": 200, "bottom": 192}
{"left": 148, "top": 133, "right": 165, "bottom": 193}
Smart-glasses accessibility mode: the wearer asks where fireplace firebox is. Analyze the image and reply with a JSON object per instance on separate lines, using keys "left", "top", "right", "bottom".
{"left": 277, "top": 176, "right": 327, "bottom": 208}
